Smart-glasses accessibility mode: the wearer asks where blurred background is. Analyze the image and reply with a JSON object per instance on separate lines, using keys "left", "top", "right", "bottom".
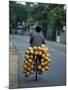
{"left": 9, "top": 1, "right": 66, "bottom": 44}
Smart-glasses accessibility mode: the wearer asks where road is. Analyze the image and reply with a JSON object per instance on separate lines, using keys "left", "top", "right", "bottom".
{"left": 9, "top": 35, "right": 66, "bottom": 88}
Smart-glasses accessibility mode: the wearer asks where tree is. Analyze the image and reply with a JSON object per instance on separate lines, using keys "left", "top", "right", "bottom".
{"left": 9, "top": 1, "right": 28, "bottom": 28}
{"left": 9, "top": 1, "right": 17, "bottom": 28}
{"left": 31, "top": 3, "right": 48, "bottom": 37}
{"left": 48, "top": 6, "right": 66, "bottom": 31}
{"left": 46, "top": 5, "right": 66, "bottom": 40}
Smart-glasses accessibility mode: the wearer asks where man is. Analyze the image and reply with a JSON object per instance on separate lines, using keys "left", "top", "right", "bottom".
{"left": 29, "top": 25, "right": 45, "bottom": 47}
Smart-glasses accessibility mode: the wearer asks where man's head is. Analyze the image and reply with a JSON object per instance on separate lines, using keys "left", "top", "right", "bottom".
{"left": 35, "top": 26, "right": 41, "bottom": 33}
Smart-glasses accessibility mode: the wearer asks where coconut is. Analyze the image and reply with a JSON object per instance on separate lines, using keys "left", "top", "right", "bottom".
{"left": 29, "top": 49, "right": 34, "bottom": 54}
{"left": 30, "top": 70, "right": 34, "bottom": 74}
{"left": 38, "top": 51, "right": 42, "bottom": 56}
{"left": 34, "top": 50, "right": 38, "bottom": 55}
{"left": 23, "top": 64, "right": 27, "bottom": 69}
{"left": 33, "top": 46, "right": 37, "bottom": 51}
{"left": 29, "top": 55, "right": 33, "bottom": 59}
{"left": 41, "top": 68, "right": 45, "bottom": 72}
{"left": 45, "top": 47, "right": 48, "bottom": 52}
{"left": 37, "top": 46, "right": 41, "bottom": 51}
{"left": 24, "top": 55, "right": 29, "bottom": 59}
{"left": 25, "top": 72, "right": 30, "bottom": 77}
{"left": 38, "top": 65, "right": 41, "bottom": 69}
{"left": 45, "top": 66, "right": 49, "bottom": 70}
{"left": 41, "top": 44, "right": 45, "bottom": 48}
{"left": 47, "top": 53, "right": 50, "bottom": 57}
{"left": 41, "top": 58, "right": 44, "bottom": 62}
{"left": 27, "top": 67, "right": 31, "bottom": 71}
{"left": 41, "top": 62, "right": 45, "bottom": 66}
{"left": 42, "top": 54, "right": 46, "bottom": 59}
{"left": 25, "top": 50, "right": 29, "bottom": 55}
{"left": 28, "top": 47, "right": 33, "bottom": 50}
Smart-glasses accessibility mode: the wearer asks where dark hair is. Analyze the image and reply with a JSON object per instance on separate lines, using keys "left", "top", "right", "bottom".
{"left": 35, "top": 26, "right": 41, "bottom": 32}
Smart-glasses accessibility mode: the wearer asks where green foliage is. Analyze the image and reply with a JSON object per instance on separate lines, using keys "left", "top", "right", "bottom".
{"left": 9, "top": 1, "right": 28, "bottom": 28}
{"left": 9, "top": 1, "right": 17, "bottom": 27}
{"left": 48, "top": 6, "right": 66, "bottom": 31}
{"left": 46, "top": 5, "right": 66, "bottom": 40}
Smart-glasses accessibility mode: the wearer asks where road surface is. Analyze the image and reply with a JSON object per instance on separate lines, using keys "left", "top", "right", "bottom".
{"left": 9, "top": 35, "right": 66, "bottom": 88}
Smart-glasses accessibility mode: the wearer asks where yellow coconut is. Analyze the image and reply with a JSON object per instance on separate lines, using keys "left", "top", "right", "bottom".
{"left": 24, "top": 60, "right": 28, "bottom": 64}
{"left": 44, "top": 49, "right": 48, "bottom": 55}
{"left": 23, "top": 64, "right": 27, "bottom": 69}
{"left": 45, "top": 47, "right": 48, "bottom": 52}
{"left": 29, "top": 55, "right": 33, "bottom": 59}
{"left": 41, "top": 48, "right": 45, "bottom": 53}
{"left": 38, "top": 65, "right": 41, "bottom": 69}
{"left": 48, "top": 58, "right": 51, "bottom": 63}
{"left": 38, "top": 51, "right": 42, "bottom": 56}
{"left": 41, "top": 68, "right": 45, "bottom": 72}
{"left": 28, "top": 59, "right": 32, "bottom": 63}
{"left": 25, "top": 72, "right": 30, "bottom": 77}
{"left": 47, "top": 53, "right": 50, "bottom": 57}
{"left": 41, "top": 58, "right": 44, "bottom": 62}
{"left": 30, "top": 70, "right": 34, "bottom": 74}
{"left": 42, "top": 54, "right": 46, "bottom": 59}
{"left": 45, "top": 66, "right": 49, "bottom": 70}
{"left": 45, "top": 56, "right": 49, "bottom": 60}
{"left": 27, "top": 62, "right": 31, "bottom": 67}
{"left": 44, "top": 61, "right": 48, "bottom": 65}
{"left": 34, "top": 50, "right": 38, "bottom": 55}
{"left": 37, "top": 46, "right": 42, "bottom": 51}
{"left": 25, "top": 50, "right": 29, "bottom": 55}
{"left": 41, "top": 62, "right": 45, "bottom": 66}
{"left": 32, "top": 61, "right": 35, "bottom": 65}
{"left": 41, "top": 44, "right": 45, "bottom": 48}
{"left": 31, "top": 65, "right": 34, "bottom": 69}
{"left": 29, "top": 49, "right": 34, "bottom": 54}
{"left": 24, "top": 55, "right": 29, "bottom": 59}
{"left": 27, "top": 67, "right": 31, "bottom": 71}
{"left": 28, "top": 47, "right": 33, "bottom": 50}
{"left": 33, "top": 46, "right": 37, "bottom": 51}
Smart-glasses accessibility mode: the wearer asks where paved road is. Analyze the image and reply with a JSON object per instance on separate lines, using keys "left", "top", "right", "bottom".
{"left": 10, "top": 35, "right": 66, "bottom": 88}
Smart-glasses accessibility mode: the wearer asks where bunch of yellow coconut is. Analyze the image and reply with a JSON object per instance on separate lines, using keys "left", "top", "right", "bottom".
{"left": 23, "top": 44, "right": 51, "bottom": 77}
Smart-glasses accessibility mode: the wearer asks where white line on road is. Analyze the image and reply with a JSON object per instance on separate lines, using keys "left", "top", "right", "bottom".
{"left": 48, "top": 47, "right": 65, "bottom": 56}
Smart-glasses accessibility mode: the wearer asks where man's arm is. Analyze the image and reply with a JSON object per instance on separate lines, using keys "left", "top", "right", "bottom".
{"left": 29, "top": 32, "right": 34, "bottom": 46}
{"left": 29, "top": 37, "right": 33, "bottom": 45}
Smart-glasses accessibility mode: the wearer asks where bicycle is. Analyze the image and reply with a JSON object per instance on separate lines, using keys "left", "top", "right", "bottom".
{"left": 34, "top": 55, "right": 41, "bottom": 81}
